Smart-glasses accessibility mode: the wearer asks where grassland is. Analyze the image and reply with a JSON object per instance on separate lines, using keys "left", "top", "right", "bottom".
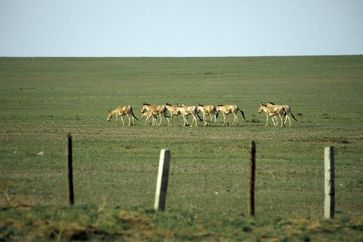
{"left": 0, "top": 56, "right": 362, "bottom": 241}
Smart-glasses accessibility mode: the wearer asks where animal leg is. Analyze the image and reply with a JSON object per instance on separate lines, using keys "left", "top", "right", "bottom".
{"left": 167, "top": 117, "right": 171, "bottom": 127}
{"left": 169, "top": 115, "right": 175, "bottom": 127}
{"left": 279, "top": 114, "right": 285, "bottom": 128}
{"left": 183, "top": 115, "right": 188, "bottom": 126}
{"left": 283, "top": 115, "right": 287, "bottom": 126}
{"left": 126, "top": 114, "right": 131, "bottom": 126}
{"left": 173, "top": 115, "right": 178, "bottom": 126}
{"left": 158, "top": 114, "right": 163, "bottom": 127}
{"left": 265, "top": 115, "right": 269, "bottom": 127}
{"left": 192, "top": 115, "right": 197, "bottom": 127}
{"left": 233, "top": 113, "right": 238, "bottom": 125}
{"left": 212, "top": 113, "right": 217, "bottom": 124}
{"left": 152, "top": 116, "right": 157, "bottom": 126}
{"left": 118, "top": 116, "right": 124, "bottom": 126}
{"left": 274, "top": 116, "right": 279, "bottom": 127}
{"left": 146, "top": 114, "right": 153, "bottom": 126}
{"left": 114, "top": 116, "right": 118, "bottom": 126}
{"left": 172, "top": 115, "right": 176, "bottom": 127}
{"left": 222, "top": 113, "right": 226, "bottom": 126}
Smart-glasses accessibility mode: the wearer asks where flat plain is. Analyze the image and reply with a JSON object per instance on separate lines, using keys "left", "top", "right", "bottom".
{"left": 0, "top": 56, "right": 362, "bottom": 241}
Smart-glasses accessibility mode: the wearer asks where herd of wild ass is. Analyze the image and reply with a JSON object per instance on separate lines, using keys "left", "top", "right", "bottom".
{"left": 107, "top": 102, "right": 297, "bottom": 128}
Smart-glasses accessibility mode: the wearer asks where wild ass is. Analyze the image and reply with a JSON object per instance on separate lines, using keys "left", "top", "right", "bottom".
{"left": 140, "top": 109, "right": 159, "bottom": 126}
{"left": 165, "top": 103, "right": 182, "bottom": 127}
{"left": 140, "top": 103, "right": 168, "bottom": 126}
{"left": 216, "top": 104, "right": 246, "bottom": 126}
{"left": 197, "top": 104, "right": 217, "bottom": 126}
{"left": 258, "top": 102, "right": 284, "bottom": 127}
{"left": 176, "top": 105, "right": 199, "bottom": 127}
{"left": 107, "top": 105, "right": 138, "bottom": 126}
{"left": 266, "top": 102, "right": 298, "bottom": 126}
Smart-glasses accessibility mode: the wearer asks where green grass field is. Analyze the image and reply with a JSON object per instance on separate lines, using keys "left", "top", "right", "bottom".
{"left": 1, "top": 56, "right": 362, "bottom": 241}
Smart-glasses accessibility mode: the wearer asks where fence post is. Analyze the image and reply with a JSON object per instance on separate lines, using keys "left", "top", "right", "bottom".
{"left": 67, "top": 133, "right": 74, "bottom": 206}
{"left": 249, "top": 141, "right": 256, "bottom": 216}
{"left": 154, "top": 149, "right": 170, "bottom": 211}
{"left": 324, "top": 146, "right": 335, "bottom": 219}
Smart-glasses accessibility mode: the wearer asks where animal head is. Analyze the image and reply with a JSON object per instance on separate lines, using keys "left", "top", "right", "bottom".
{"left": 258, "top": 103, "right": 267, "bottom": 113}
{"left": 196, "top": 104, "right": 204, "bottom": 111}
{"left": 140, "top": 106, "right": 148, "bottom": 114}
{"left": 140, "top": 103, "right": 151, "bottom": 113}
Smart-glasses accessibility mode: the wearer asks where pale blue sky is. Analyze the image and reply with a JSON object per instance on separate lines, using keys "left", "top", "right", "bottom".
{"left": 1, "top": 0, "right": 362, "bottom": 57}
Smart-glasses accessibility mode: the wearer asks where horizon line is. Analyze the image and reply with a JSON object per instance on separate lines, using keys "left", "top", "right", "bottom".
{"left": 1, "top": 54, "right": 362, "bottom": 58}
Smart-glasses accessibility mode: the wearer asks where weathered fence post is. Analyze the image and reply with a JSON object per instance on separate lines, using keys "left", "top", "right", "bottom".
{"left": 67, "top": 133, "right": 74, "bottom": 206}
{"left": 324, "top": 146, "right": 335, "bottom": 219}
{"left": 249, "top": 141, "right": 256, "bottom": 216}
{"left": 154, "top": 149, "right": 171, "bottom": 211}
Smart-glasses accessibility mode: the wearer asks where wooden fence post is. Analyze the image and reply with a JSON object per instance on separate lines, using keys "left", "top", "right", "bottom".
{"left": 154, "top": 149, "right": 171, "bottom": 211}
{"left": 67, "top": 133, "right": 74, "bottom": 206}
{"left": 324, "top": 146, "right": 335, "bottom": 219}
{"left": 249, "top": 141, "right": 256, "bottom": 216}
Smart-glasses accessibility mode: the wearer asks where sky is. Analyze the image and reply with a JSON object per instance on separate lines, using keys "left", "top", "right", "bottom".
{"left": 0, "top": 0, "right": 362, "bottom": 57}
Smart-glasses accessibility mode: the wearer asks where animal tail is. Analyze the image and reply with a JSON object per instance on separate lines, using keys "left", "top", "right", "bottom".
{"left": 283, "top": 106, "right": 298, "bottom": 121}
{"left": 196, "top": 112, "right": 203, "bottom": 121}
{"left": 290, "top": 111, "right": 298, "bottom": 121}
{"left": 130, "top": 108, "right": 139, "bottom": 121}
{"left": 238, "top": 108, "right": 246, "bottom": 120}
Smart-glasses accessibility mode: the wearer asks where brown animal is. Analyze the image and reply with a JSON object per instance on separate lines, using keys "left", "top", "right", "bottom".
{"left": 140, "top": 103, "right": 168, "bottom": 126}
{"left": 266, "top": 102, "right": 297, "bottom": 126}
{"left": 176, "top": 105, "right": 199, "bottom": 127}
{"left": 107, "top": 105, "right": 138, "bottom": 126}
{"left": 216, "top": 104, "right": 246, "bottom": 126}
{"left": 165, "top": 103, "right": 182, "bottom": 127}
{"left": 140, "top": 109, "right": 158, "bottom": 126}
{"left": 258, "top": 103, "right": 283, "bottom": 127}
{"left": 197, "top": 104, "right": 217, "bottom": 126}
